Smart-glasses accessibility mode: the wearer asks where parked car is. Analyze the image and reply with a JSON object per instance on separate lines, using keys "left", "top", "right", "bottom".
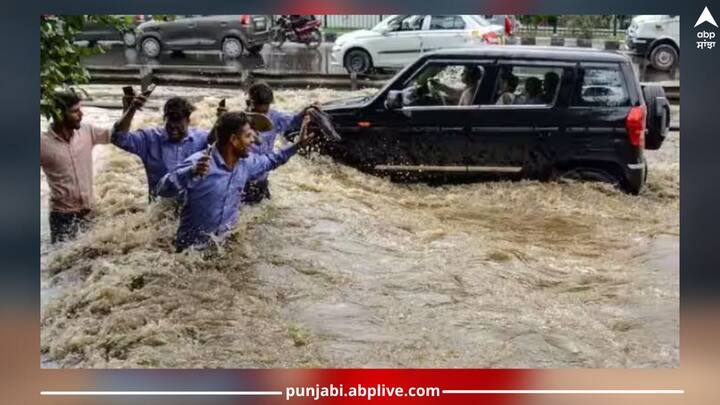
{"left": 136, "top": 15, "right": 272, "bottom": 58}
{"left": 330, "top": 15, "right": 504, "bottom": 74}
{"left": 313, "top": 46, "right": 671, "bottom": 194}
{"left": 75, "top": 15, "right": 147, "bottom": 47}
{"left": 626, "top": 15, "right": 680, "bottom": 71}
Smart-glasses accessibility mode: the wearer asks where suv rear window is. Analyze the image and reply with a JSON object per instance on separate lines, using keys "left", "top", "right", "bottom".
{"left": 573, "top": 67, "right": 630, "bottom": 107}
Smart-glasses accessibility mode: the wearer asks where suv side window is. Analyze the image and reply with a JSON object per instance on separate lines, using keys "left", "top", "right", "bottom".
{"left": 480, "top": 65, "right": 563, "bottom": 106}
{"left": 400, "top": 62, "right": 485, "bottom": 107}
{"left": 429, "top": 15, "right": 466, "bottom": 30}
{"left": 572, "top": 67, "right": 631, "bottom": 107}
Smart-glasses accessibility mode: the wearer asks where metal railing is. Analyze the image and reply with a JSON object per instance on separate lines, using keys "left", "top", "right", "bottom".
{"left": 517, "top": 26, "right": 626, "bottom": 39}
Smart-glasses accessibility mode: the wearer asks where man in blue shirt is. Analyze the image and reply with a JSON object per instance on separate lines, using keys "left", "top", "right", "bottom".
{"left": 112, "top": 96, "right": 209, "bottom": 199}
{"left": 242, "top": 82, "right": 316, "bottom": 205}
{"left": 156, "top": 111, "right": 315, "bottom": 251}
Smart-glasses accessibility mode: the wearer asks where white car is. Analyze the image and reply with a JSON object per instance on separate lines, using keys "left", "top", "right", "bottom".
{"left": 331, "top": 15, "right": 504, "bottom": 74}
{"left": 626, "top": 15, "right": 680, "bottom": 71}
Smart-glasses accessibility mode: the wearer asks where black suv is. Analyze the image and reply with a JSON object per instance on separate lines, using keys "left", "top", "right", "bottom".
{"left": 315, "top": 46, "right": 671, "bottom": 194}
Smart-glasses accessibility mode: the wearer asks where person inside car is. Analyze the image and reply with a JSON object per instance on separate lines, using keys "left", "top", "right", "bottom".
{"left": 542, "top": 71, "right": 560, "bottom": 104}
{"left": 426, "top": 65, "right": 483, "bottom": 106}
{"left": 495, "top": 73, "right": 519, "bottom": 105}
{"left": 458, "top": 66, "right": 483, "bottom": 105}
{"left": 516, "top": 77, "right": 544, "bottom": 105}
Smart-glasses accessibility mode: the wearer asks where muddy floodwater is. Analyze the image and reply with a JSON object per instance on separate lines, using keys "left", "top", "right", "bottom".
{"left": 41, "top": 85, "right": 679, "bottom": 368}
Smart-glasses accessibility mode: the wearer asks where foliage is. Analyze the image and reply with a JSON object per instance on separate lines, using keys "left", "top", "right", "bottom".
{"left": 561, "top": 15, "right": 614, "bottom": 39}
{"left": 40, "top": 15, "right": 132, "bottom": 120}
{"left": 517, "top": 15, "right": 557, "bottom": 28}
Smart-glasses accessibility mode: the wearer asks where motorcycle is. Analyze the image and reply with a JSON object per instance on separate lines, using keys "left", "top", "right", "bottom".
{"left": 270, "top": 15, "right": 323, "bottom": 49}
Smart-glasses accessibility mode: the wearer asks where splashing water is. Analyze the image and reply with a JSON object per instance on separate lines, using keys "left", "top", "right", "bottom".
{"left": 41, "top": 85, "right": 679, "bottom": 368}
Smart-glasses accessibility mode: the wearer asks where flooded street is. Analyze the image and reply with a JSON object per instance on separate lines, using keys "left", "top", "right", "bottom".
{"left": 41, "top": 85, "right": 679, "bottom": 368}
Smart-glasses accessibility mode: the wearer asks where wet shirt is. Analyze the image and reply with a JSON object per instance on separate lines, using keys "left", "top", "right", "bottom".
{"left": 111, "top": 127, "right": 209, "bottom": 195}
{"left": 250, "top": 109, "right": 304, "bottom": 182}
{"left": 41, "top": 123, "right": 111, "bottom": 213}
{"left": 156, "top": 144, "right": 298, "bottom": 249}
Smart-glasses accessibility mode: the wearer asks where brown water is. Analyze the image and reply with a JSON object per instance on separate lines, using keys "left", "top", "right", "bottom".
{"left": 40, "top": 85, "right": 679, "bottom": 368}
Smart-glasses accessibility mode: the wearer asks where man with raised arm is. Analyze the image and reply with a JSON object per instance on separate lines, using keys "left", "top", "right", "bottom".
{"left": 156, "top": 111, "right": 315, "bottom": 251}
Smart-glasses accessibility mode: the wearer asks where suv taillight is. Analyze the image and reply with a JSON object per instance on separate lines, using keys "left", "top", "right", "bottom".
{"left": 626, "top": 105, "right": 646, "bottom": 148}
{"left": 240, "top": 15, "right": 250, "bottom": 25}
{"left": 505, "top": 16, "right": 512, "bottom": 36}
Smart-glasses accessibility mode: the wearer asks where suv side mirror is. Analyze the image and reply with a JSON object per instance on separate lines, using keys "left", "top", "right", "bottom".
{"left": 385, "top": 90, "right": 403, "bottom": 109}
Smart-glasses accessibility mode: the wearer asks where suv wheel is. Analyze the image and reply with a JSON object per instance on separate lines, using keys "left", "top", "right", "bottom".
{"left": 649, "top": 44, "right": 678, "bottom": 71}
{"left": 558, "top": 167, "right": 622, "bottom": 187}
{"left": 222, "top": 37, "right": 244, "bottom": 59}
{"left": 123, "top": 31, "right": 137, "bottom": 47}
{"left": 344, "top": 49, "right": 372, "bottom": 74}
{"left": 140, "top": 37, "right": 161, "bottom": 58}
{"left": 642, "top": 84, "right": 671, "bottom": 150}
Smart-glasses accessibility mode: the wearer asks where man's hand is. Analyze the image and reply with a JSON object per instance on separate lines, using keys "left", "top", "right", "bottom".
{"left": 113, "top": 95, "right": 148, "bottom": 135}
{"left": 130, "top": 95, "right": 148, "bottom": 111}
{"left": 297, "top": 114, "right": 317, "bottom": 146}
{"left": 193, "top": 154, "right": 211, "bottom": 177}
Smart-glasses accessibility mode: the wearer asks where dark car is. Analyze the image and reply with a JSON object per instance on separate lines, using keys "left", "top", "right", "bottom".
{"left": 136, "top": 15, "right": 272, "bottom": 58}
{"left": 314, "top": 46, "right": 670, "bottom": 194}
{"left": 75, "top": 15, "right": 147, "bottom": 47}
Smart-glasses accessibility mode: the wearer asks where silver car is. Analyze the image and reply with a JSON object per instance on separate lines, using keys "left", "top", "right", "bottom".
{"left": 136, "top": 15, "right": 272, "bottom": 58}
